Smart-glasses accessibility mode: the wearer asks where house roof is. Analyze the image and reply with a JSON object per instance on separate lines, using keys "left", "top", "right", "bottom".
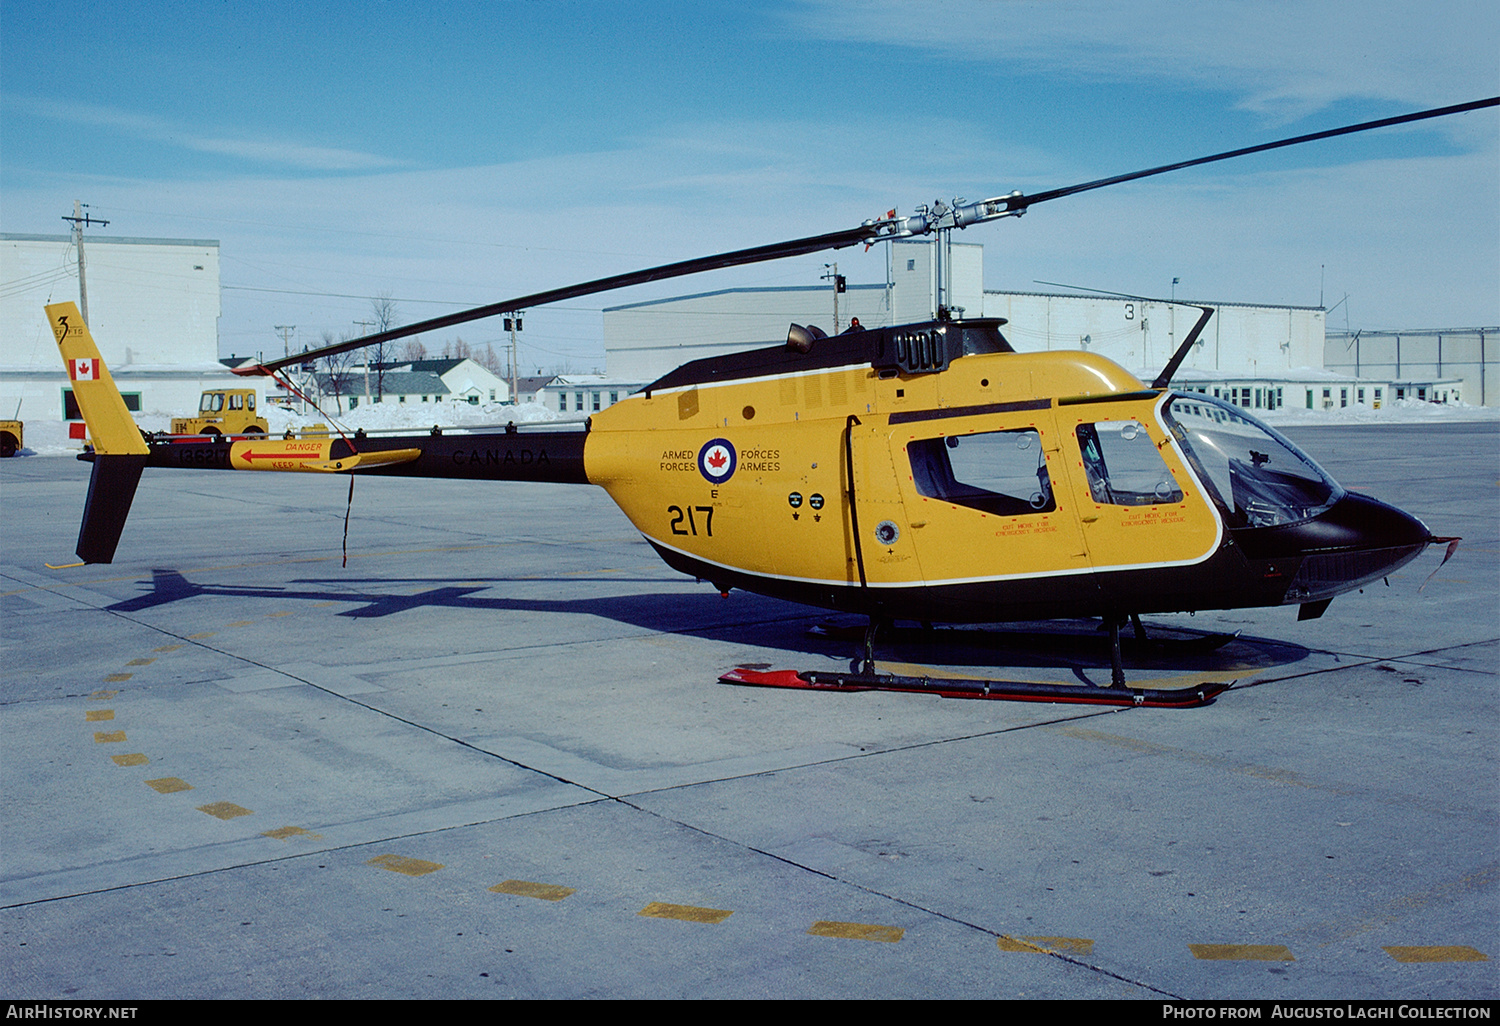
{"left": 319, "top": 371, "right": 448, "bottom": 396}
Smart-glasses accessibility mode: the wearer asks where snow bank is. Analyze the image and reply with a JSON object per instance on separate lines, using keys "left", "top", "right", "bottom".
{"left": 1258, "top": 398, "right": 1500, "bottom": 428}
{"left": 11, "top": 400, "right": 582, "bottom": 458}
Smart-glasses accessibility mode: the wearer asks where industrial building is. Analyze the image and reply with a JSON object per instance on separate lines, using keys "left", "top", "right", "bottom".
{"left": 1, "top": 233, "right": 238, "bottom": 425}
{"left": 1325, "top": 328, "right": 1491, "bottom": 408}
{"left": 604, "top": 239, "right": 1497, "bottom": 410}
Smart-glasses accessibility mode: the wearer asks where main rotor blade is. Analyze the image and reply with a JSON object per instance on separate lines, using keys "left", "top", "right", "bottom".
{"left": 1002, "top": 96, "right": 1499, "bottom": 213}
{"left": 249, "top": 224, "right": 880, "bottom": 374}
{"left": 247, "top": 95, "right": 1497, "bottom": 376}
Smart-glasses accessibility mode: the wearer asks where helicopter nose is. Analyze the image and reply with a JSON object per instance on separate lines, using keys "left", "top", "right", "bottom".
{"left": 1271, "top": 493, "right": 1433, "bottom": 602}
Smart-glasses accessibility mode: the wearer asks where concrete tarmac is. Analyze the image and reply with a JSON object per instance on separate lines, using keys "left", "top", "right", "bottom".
{"left": 1, "top": 422, "right": 1495, "bottom": 1000}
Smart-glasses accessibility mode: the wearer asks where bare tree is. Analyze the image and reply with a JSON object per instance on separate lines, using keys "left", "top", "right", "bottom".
{"left": 477, "top": 342, "right": 505, "bottom": 377}
{"left": 369, "top": 293, "right": 399, "bottom": 398}
{"left": 401, "top": 339, "right": 427, "bottom": 362}
{"left": 319, "top": 330, "right": 359, "bottom": 414}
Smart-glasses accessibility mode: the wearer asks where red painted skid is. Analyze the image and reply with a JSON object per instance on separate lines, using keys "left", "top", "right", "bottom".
{"left": 718, "top": 668, "right": 1231, "bottom": 709}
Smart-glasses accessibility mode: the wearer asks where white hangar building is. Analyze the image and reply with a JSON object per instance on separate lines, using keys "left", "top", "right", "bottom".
{"left": 1, "top": 233, "right": 240, "bottom": 426}
{"left": 605, "top": 240, "right": 1340, "bottom": 414}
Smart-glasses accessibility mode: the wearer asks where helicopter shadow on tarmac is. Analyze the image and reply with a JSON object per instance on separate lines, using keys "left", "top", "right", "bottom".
{"left": 108, "top": 567, "right": 1311, "bottom": 687}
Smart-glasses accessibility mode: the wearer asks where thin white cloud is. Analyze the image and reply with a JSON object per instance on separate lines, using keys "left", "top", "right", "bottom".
{"left": 4, "top": 110, "right": 1493, "bottom": 357}
{"left": 6, "top": 95, "right": 405, "bottom": 172}
{"left": 784, "top": 0, "right": 1500, "bottom": 121}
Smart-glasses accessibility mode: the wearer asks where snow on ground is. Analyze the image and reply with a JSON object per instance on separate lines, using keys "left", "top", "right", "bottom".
{"left": 1257, "top": 398, "right": 1500, "bottom": 428}
{"left": 10, "top": 400, "right": 581, "bottom": 458}
{"left": 6, "top": 395, "right": 1494, "bottom": 459}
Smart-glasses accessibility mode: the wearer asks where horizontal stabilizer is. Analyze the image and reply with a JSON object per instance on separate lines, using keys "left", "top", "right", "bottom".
{"left": 77, "top": 454, "right": 150, "bottom": 563}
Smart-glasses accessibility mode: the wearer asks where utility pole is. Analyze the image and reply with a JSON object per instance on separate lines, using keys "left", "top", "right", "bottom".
{"left": 273, "top": 326, "right": 297, "bottom": 412}
{"left": 503, "top": 313, "right": 522, "bottom": 405}
{"left": 61, "top": 201, "right": 109, "bottom": 324}
{"left": 821, "top": 263, "right": 844, "bottom": 333}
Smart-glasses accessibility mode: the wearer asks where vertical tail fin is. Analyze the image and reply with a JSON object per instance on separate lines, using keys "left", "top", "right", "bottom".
{"left": 46, "top": 303, "right": 150, "bottom": 563}
{"left": 47, "top": 303, "right": 149, "bottom": 456}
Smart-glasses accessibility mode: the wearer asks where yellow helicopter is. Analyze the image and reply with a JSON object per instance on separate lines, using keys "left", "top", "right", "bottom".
{"left": 51, "top": 98, "right": 1492, "bottom": 708}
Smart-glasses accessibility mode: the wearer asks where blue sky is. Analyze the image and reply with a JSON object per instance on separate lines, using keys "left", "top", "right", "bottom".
{"left": 3, "top": 0, "right": 1496, "bottom": 367}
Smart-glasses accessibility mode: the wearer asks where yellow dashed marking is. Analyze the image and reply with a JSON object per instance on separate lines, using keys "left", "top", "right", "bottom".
{"left": 998, "top": 935, "right": 1094, "bottom": 955}
{"left": 93, "top": 731, "right": 126, "bottom": 743}
{"left": 639, "top": 902, "right": 733, "bottom": 924}
{"left": 880, "top": 660, "right": 1056, "bottom": 685}
{"left": 368, "top": 854, "right": 443, "bottom": 876}
{"left": 198, "top": 802, "right": 253, "bottom": 820}
{"left": 808, "top": 921, "right": 904, "bottom": 943}
{"left": 84, "top": 709, "right": 114, "bottom": 722}
{"left": 90, "top": 690, "right": 118, "bottom": 700}
{"left": 1384, "top": 946, "right": 1488, "bottom": 963}
{"left": 145, "top": 777, "right": 193, "bottom": 794}
{"left": 111, "top": 753, "right": 149, "bottom": 767}
{"left": 1189, "top": 944, "right": 1294, "bottom": 961}
{"left": 153, "top": 645, "right": 182, "bottom": 653}
{"left": 187, "top": 632, "right": 216, "bottom": 639}
{"left": 491, "top": 880, "right": 576, "bottom": 902}
{"left": 226, "top": 621, "right": 255, "bottom": 628}
{"left": 265, "top": 611, "right": 294, "bottom": 618}
{"left": 103, "top": 673, "right": 132, "bottom": 683}
{"left": 263, "top": 826, "right": 323, "bottom": 841}
{"left": 126, "top": 657, "right": 155, "bottom": 666}
{"left": 310, "top": 602, "right": 337, "bottom": 608}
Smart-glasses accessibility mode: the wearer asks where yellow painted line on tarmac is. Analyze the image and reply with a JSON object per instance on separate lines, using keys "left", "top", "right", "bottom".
{"left": 879, "top": 660, "right": 1057, "bottom": 685}
{"left": 197, "top": 802, "right": 252, "bottom": 820}
{"left": 187, "top": 632, "right": 216, "bottom": 639}
{"left": 146, "top": 777, "right": 193, "bottom": 794}
{"left": 1189, "top": 944, "right": 1294, "bottom": 961}
{"left": 1383, "top": 946, "right": 1488, "bottom": 963}
{"left": 808, "top": 920, "right": 904, "bottom": 943}
{"left": 103, "top": 673, "right": 132, "bottom": 683}
{"left": 90, "top": 690, "right": 118, "bottom": 700}
{"left": 111, "top": 754, "right": 149, "bottom": 767}
{"left": 153, "top": 645, "right": 182, "bottom": 653}
{"left": 93, "top": 731, "right": 126, "bottom": 743}
{"left": 265, "top": 611, "right": 294, "bottom": 618}
{"left": 84, "top": 709, "right": 114, "bottom": 722}
{"left": 1053, "top": 726, "right": 1327, "bottom": 792}
{"left": 126, "top": 657, "right": 155, "bottom": 666}
{"left": 998, "top": 935, "right": 1094, "bottom": 955}
{"left": 263, "top": 826, "right": 323, "bottom": 841}
{"left": 368, "top": 854, "right": 444, "bottom": 876}
{"left": 491, "top": 880, "right": 576, "bottom": 902}
{"left": 1109, "top": 669, "right": 1242, "bottom": 690}
{"left": 226, "top": 621, "right": 255, "bottom": 628}
{"left": 639, "top": 902, "right": 733, "bottom": 924}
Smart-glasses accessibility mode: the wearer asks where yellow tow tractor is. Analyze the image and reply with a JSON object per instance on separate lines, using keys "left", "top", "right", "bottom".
{"left": 0, "top": 420, "right": 21, "bottom": 458}
{"left": 170, "top": 389, "right": 268, "bottom": 439}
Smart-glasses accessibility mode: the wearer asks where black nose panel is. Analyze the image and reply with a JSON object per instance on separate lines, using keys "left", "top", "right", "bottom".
{"left": 1234, "top": 493, "right": 1431, "bottom": 560}
{"left": 1232, "top": 493, "right": 1432, "bottom": 603}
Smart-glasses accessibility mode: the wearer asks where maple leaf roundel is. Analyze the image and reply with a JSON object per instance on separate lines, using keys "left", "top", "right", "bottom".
{"left": 697, "top": 438, "right": 737, "bottom": 484}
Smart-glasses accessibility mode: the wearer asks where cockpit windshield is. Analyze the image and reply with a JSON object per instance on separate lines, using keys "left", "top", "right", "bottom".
{"left": 1163, "top": 395, "right": 1343, "bottom": 528}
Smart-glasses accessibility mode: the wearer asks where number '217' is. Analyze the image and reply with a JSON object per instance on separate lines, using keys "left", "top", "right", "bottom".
{"left": 668, "top": 505, "right": 714, "bottom": 536}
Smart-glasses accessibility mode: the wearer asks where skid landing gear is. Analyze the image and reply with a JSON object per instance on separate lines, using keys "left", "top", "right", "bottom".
{"left": 722, "top": 614, "right": 1233, "bottom": 709}
{"left": 719, "top": 666, "right": 1231, "bottom": 708}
